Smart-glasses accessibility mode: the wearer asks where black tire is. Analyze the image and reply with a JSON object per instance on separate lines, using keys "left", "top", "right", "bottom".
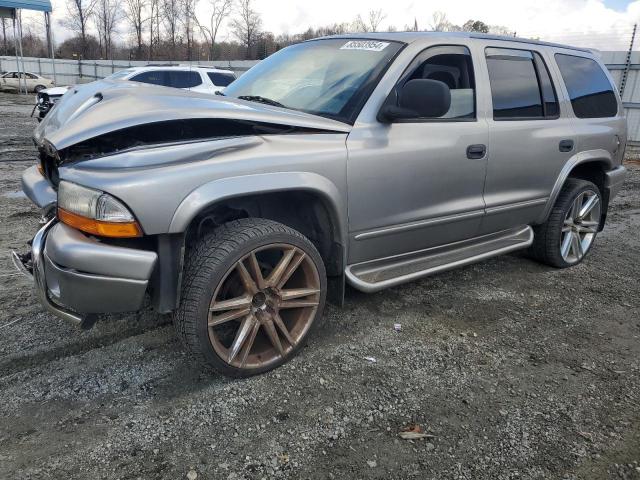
{"left": 173, "top": 218, "right": 327, "bottom": 377}
{"left": 529, "top": 178, "right": 602, "bottom": 268}
{"left": 34, "top": 85, "right": 46, "bottom": 93}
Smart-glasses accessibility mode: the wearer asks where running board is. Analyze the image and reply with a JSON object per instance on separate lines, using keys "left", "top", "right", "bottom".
{"left": 345, "top": 226, "right": 533, "bottom": 293}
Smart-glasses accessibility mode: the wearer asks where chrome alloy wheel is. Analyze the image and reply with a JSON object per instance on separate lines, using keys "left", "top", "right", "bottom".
{"left": 207, "top": 243, "right": 321, "bottom": 370}
{"left": 560, "top": 189, "right": 601, "bottom": 264}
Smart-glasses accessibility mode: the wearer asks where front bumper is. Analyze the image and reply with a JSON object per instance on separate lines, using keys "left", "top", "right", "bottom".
{"left": 21, "top": 165, "right": 56, "bottom": 214}
{"left": 13, "top": 220, "right": 157, "bottom": 327}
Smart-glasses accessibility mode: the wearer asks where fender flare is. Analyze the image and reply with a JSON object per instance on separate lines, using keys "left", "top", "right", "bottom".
{"left": 168, "top": 171, "right": 347, "bottom": 247}
{"left": 536, "top": 149, "right": 614, "bottom": 224}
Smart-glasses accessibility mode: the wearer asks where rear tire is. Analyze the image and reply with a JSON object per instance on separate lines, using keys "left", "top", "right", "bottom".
{"left": 173, "top": 218, "right": 327, "bottom": 377}
{"left": 530, "top": 178, "right": 602, "bottom": 268}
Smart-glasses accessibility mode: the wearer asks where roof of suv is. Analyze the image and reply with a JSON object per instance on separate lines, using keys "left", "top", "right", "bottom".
{"left": 125, "top": 65, "right": 235, "bottom": 74}
{"left": 321, "top": 31, "right": 592, "bottom": 53}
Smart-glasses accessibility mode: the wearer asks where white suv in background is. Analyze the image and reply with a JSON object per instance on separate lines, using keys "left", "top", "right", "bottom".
{"left": 107, "top": 65, "right": 237, "bottom": 94}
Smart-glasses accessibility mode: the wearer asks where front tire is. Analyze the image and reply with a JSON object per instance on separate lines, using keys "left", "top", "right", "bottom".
{"left": 174, "top": 218, "right": 327, "bottom": 377}
{"left": 34, "top": 85, "right": 46, "bottom": 93}
{"left": 530, "top": 178, "right": 602, "bottom": 268}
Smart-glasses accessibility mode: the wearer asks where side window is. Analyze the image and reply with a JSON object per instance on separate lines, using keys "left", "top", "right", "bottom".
{"left": 131, "top": 70, "right": 167, "bottom": 86}
{"left": 167, "top": 70, "right": 202, "bottom": 88}
{"left": 555, "top": 54, "right": 618, "bottom": 118}
{"left": 26, "top": 73, "right": 37, "bottom": 79}
{"left": 207, "top": 72, "right": 236, "bottom": 87}
{"left": 400, "top": 45, "right": 476, "bottom": 120}
{"left": 485, "top": 48, "right": 559, "bottom": 120}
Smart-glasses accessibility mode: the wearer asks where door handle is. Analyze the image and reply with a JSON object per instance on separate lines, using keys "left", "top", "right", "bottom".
{"left": 466, "top": 144, "right": 486, "bottom": 160}
{"left": 559, "top": 139, "right": 574, "bottom": 152}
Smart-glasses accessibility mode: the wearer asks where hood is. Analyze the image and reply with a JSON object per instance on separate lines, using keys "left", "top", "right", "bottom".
{"left": 34, "top": 79, "right": 351, "bottom": 151}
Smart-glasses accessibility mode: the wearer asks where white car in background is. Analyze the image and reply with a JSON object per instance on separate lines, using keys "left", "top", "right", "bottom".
{"left": 1, "top": 71, "right": 55, "bottom": 92}
{"left": 107, "top": 65, "right": 237, "bottom": 94}
{"left": 33, "top": 86, "right": 72, "bottom": 120}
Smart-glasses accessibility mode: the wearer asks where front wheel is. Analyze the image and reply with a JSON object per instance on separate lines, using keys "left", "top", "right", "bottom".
{"left": 530, "top": 178, "right": 602, "bottom": 268}
{"left": 34, "top": 85, "right": 46, "bottom": 93}
{"left": 174, "top": 218, "right": 327, "bottom": 377}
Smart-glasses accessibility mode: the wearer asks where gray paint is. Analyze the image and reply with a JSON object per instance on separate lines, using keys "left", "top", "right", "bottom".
{"left": 21, "top": 32, "right": 628, "bottom": 321}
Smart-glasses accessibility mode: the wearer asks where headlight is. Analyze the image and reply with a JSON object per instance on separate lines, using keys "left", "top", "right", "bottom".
{"left": 57, "top": 181, "right": 142, "bottom": 238}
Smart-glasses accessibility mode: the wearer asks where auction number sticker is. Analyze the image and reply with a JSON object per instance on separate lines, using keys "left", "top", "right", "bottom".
{"left": 340, "top": 40, "right": 390, "bottom": 52}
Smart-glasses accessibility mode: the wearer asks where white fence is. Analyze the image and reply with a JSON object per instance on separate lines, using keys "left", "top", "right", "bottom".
{"left": 602, "top": 51, "right": 640, "bottom": 146}
{"left": 0, "top": 56, "right": 259, "bottom": 83}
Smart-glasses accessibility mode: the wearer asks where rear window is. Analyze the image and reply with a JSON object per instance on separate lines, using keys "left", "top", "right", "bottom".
{"left": 207, "top": 72, "right": 236, "bottom": 87}
{"left": 555, "top": 54, "right": 618, "bottom": 118}
{"left": 485, "top": 48, "right": 559, "bottom": 120}
{"left": 131, "top": 70, "right": 166, "bottom": 85}
{"left": 167, "top": 70, "right": 202, "bottom": 88}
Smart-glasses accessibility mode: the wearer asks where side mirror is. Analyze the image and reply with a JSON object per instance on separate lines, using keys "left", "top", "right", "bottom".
{"left": 378, "top": 79, "right": 451, "bottom": 123}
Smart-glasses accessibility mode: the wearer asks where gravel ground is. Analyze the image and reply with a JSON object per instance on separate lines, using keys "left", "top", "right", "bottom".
{"left": 0, "top": 91, "right": 639, "bottom": 480}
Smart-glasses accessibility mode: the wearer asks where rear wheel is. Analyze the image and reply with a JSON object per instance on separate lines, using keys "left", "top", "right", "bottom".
{"left": 530, "top": 179, "right": 602, "bottom": 268}
{"left": 174, "top": 218, "right": 326, "bottom": 377}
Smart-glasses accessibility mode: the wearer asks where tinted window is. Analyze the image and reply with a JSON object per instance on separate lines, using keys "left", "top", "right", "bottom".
{"left": 486, "top": 48, "right": 546, "bottom": 119}
{"left": 167, "top": 71, "right": 202, "bottom": 88}
{"left": 207, "top": 72, "right": 236, "bottom": 87}
{"left": 131, "top": 71, "right": 166, "bottom": 86}
{"left": 555, "top": 54, "right": 617, "bottom": 118}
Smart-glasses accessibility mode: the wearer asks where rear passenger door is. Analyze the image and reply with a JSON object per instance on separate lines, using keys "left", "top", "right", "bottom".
{"left": 477, "top": 44, "right": 575, "bottom": 234}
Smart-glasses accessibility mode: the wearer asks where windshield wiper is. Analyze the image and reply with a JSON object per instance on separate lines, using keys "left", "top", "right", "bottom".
{"left": 237, "top": 95, "right": 286, "bottom": 108}
{"left": 214, "top": 90, "right": 226, "bottom": 96}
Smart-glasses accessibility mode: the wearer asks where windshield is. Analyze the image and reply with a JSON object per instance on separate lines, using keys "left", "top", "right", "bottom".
{"left": 224, "top": 39, "right": 403, "bottom": 123}
{"left": 108, "top": 69, "right": 135, "bottom": 80}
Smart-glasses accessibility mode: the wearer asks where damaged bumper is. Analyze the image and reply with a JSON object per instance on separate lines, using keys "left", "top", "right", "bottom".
{"left": 21, "top": 165, "right": 56, "bottom": 214}
{"left": 13, "top": 220, "right": 157, "bottom": 328}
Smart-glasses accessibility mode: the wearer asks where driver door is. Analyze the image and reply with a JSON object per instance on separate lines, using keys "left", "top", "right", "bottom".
{"left": 346, "top": 45, "right": 489, "bottom": 264}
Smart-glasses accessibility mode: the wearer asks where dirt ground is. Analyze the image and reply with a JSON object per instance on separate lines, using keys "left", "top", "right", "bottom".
{"left": 0, "top": 91, "right": 639, "bottom": 480}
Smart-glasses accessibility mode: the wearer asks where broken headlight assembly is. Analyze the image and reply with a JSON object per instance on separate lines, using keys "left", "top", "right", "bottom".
{"left": 57, "top": 181, "right": 142, "bottom": 238}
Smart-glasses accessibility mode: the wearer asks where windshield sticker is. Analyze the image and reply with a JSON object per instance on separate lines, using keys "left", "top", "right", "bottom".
{"left": 340, "top": 40, "right": 390, "bottom": 52}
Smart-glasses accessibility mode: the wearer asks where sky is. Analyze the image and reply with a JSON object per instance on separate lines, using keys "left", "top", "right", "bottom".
{"left": 20, "top": 0, "right": 640, "bottom": 51}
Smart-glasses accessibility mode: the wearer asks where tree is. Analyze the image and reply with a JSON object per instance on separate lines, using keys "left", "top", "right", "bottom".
{"left": 162, "top": 0, "right": 180, "bottom": 57}
{"left": 430, "top": 11, "right": 451, "bottom": 32}
{"left": 367, "top": 9, "right": 386, "bottom": 32}
{"left": 197, "top": 0, "right": 233, "bottom": 60}
{"left": 62, "top": 0, "right": 98, "bottom": 58}
{"left": 2, "top": 18, "right": 8, "bottom": 55}
{"left": 231, "top": 0, "right": 262, "bottom": 59}
{"left": 123, "top": 0, "right": 147, "bottom": 59}
{"left": 179, "top": 0, "right": 198, "bottom": 60}
{"left": 147, "top": 0, "right": 161, "bottom": 59}
{"left": 462, "top": 19, "right": 490, "bottom": 33}
{"left": 95, "top": 0, "right": 122, "bottom": 58}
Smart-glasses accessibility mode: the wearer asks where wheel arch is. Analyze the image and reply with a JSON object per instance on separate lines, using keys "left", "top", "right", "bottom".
{"left": 170, "top": 172, "right": 347, "bottom": 277}
{"left": 536, "top": 150, "right": 613, "bottom": 225}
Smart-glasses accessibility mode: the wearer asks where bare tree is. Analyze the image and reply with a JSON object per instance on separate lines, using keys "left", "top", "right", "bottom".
{"left": 95, "top": 0, "right": 121, "bottom": 58}
{"left": 1, "top": 18, "right": 7, "bottom": 55}
{"left": 231, "top": 0, "right": 261, "bottom": 59}
{"left": 62, "top": 0, "right": 98, "bottom": 58}
{"left": 367, "top": 9, "right": 386, "bottom": 32}
{"left": 197, "top": 0, "right": 233, "bottom": 60}
{"left": 179, "top": 0, "right": 198, "bottom": 60}
{"left": 162, "top": 0, "right": 179, "bottom": 58}
{"left": 147, "top": 0, "right": 161, "bottom": 59}
{"left": 430, "top": 11, "right": 451, "bottom": 32}
{"left": 124, "top": 0, "right": 147, "bottom": 59}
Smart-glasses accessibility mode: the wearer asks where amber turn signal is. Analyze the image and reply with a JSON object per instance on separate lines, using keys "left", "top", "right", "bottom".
{"left": 58, "top": 207, "right": 142, "bottom": 238}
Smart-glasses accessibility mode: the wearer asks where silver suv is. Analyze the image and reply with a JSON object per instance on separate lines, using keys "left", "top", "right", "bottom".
{"left": 15, "top": 33, "right": 627, "bottom": 377}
